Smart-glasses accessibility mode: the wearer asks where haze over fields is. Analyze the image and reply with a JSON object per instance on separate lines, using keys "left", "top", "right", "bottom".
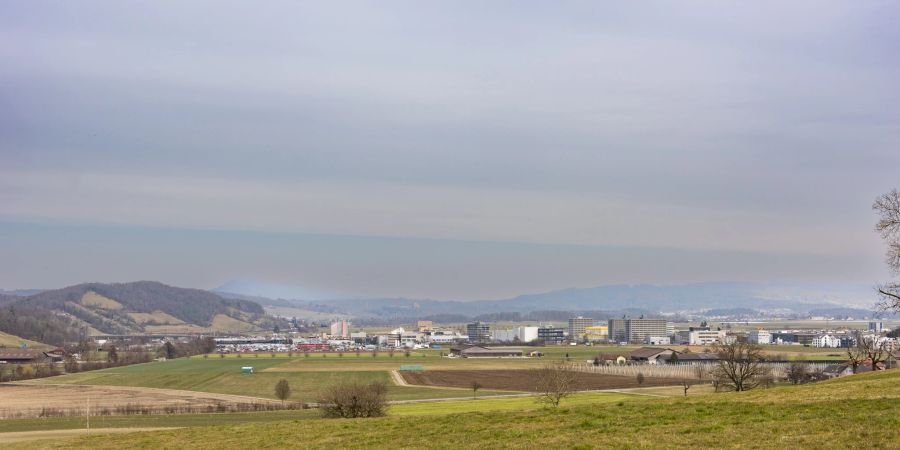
{"left": 2, "top": 1, "right": 899, "bottom": 302}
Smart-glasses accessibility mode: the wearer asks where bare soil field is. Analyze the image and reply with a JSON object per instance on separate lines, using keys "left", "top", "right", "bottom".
{"left": 0, "top": 427, "right": 175, "bottom": 444}
{"left": 0, "top": 384, "right": 284, "bottom": 419}
{"left": 400, "top": 369, "right": 687, "bottom": 392}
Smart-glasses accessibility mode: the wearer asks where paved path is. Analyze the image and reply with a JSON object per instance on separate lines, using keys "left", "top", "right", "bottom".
{"left": 389, "top": 370, "right": 409, "bottom": 386}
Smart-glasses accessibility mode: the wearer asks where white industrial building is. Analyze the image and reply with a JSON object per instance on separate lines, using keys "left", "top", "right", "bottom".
{"left": 749, "top": 330, "right": 772, "bottom": 345}
{"left": 516, "top": 326, "right": 539, "bottom": 343}
{"left": 689, "top": 330, "right": 727, "bottom": 345}
{"left": 645, "top": 336, "right": 671, "bottom": 345}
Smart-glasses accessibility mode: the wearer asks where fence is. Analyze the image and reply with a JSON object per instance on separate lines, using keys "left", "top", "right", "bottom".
{"left": 0, "top": 400, "right": 311, "bottom": 420}
{"left": 574, "top": 361, "right": 831, "bottom": 380}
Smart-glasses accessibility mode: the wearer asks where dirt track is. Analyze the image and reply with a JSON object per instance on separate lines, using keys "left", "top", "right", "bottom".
{"left": 0, "top": 384, "right": 282, "bottom": 419}
{"left": 401, "top": 369, "right": 686, "bottom": 392}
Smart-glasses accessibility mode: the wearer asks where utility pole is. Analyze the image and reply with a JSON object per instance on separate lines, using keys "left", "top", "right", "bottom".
{"left": 86, "top": 397, "right": 90, "bottom": 430}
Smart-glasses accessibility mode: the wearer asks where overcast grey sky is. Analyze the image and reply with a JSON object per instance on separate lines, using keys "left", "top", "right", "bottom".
{"left": 1, "top": 1, "right": 898, "bottom": 299}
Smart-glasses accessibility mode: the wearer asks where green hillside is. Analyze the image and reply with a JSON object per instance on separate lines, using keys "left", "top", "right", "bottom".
{"left": 0, "top": 331, "right": 50, "bottom": 350}
{"left": 24, "top": 370, "right": 900, "bottom": 449}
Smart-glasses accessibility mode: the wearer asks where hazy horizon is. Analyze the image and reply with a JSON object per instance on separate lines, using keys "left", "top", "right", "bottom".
{"left": 2, "top": 1, "right": 898, "bottom": 299}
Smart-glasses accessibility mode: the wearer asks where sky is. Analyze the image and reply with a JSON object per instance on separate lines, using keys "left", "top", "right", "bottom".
{"left": 1, "top": 1, "right": 898, "bottom": 300}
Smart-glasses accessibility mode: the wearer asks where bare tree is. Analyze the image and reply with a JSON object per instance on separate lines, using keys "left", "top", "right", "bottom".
{"left": 471, "top": 380, "right": 482, "bottom": 399}
{"left": 874, "top": 189, "right": 900, "bottom": 310}
{"left": 786, "top": 361, "right": 809, "bottom": 385}
{"left": 106, "top": 345, "right": 118, "bottom": 364}
{"left": 859, "top": 334, "right": 888, "bottom": 372}
{"left": 274, "top": 379, "right": 291, "bottom": 406}
{"left": 847, "top": 334, "right": 866, "bottom": 374}
{"left": 535, "top": 361, "right": 577, "bottom": 407}
{"left": 319, "top": 380, "right": 388, "bottom": 418}
{"left": 681, "top": 379, "right": 693, "bottom": 397}
{"left": 711, "top": 340, "right": 767, "bottom": 391}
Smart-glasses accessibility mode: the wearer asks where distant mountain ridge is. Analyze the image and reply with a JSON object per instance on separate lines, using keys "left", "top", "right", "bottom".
{"left": 219, "top": 281, "right": 880, "bottom": 320}
{"left": 214, "top": 280, "right": 343, "bottom": 302}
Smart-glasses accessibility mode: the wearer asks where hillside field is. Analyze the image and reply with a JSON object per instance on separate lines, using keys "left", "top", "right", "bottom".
{"left": 0, "top": 331, "right": 50, "bottom": 350}
{"left": 16, "top": 368, "right": 900, "bottom": 449}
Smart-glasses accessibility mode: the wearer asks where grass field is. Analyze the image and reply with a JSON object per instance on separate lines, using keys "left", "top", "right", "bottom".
{"left": 0, "top": 410, "right": 319, "bottom": 434}
{"left": 25, "top": 357, "right": 512, "bottom": 402}
{"left": 0, "top": 392, "right": 645, "bottom": 435}
{"left": 0, "top": 331, "right": 50, "bottom": 350}
{"left": 18, "top": 369, "right": 900, "bottom": 449}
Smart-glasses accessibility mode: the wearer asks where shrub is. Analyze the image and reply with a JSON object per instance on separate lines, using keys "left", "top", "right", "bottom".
{"left": 319, "top": 380, "right": 388, "bottom": 418}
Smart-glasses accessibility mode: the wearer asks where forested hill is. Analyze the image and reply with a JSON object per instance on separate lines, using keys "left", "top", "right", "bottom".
{"left": 0, "top": 281, "right": 270, "bottom": 345}
{"left": 22, "top": 281, "right": 263, "bottom": 325}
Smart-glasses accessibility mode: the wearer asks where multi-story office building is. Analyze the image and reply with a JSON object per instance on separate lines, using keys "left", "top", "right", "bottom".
{"left": 568, "top": 317, "right": 594, "bottom": 342}
{"left": 538, "top": 327, "right": 566, "bottom": 344}
{"left": 625, "top": 319, "right": 668, "bottom": 343}
{"left": 466, "top": 322, "right": 491, "bottom": 344}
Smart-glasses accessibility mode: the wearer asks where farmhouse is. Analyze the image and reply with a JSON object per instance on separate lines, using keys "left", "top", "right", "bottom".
{"left": 823, "top": 361, "right": 882, "bottom": 378}
{"left": 628, "top": 347, "right": 675, "bottom": 364}
{"left": 449, "top": 345, "right": 523, "bottom": 358}
{"left": 0, "top": 349, "right": 50, "bottom": 364}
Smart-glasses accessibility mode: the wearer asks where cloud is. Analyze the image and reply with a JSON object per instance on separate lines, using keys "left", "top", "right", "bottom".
{"left": 0, "top": 169, "right": 881, "bottom": 257}
{"left": 1, "top": 1, "right": 898, "bottom": 295}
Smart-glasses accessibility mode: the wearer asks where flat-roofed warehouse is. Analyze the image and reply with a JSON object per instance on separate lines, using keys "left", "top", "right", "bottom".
{"left": 450, "top": 345, "right": 523, "bottom": 358}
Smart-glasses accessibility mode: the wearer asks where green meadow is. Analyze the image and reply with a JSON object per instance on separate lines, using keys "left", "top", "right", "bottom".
{"left": 25, "top": 356, "right": 513, "bottom": 402}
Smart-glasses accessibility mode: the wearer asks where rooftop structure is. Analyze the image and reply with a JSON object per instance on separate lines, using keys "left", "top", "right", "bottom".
{"left": 449, "top": 345, "right": 523, "bottom": 358}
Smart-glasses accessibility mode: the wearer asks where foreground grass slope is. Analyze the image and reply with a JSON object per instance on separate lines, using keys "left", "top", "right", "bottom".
{"left": 27, "top": 370, "right": 900, "bottom": 449}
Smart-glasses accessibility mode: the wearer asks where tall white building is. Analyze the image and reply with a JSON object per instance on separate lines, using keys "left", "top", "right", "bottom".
{"left": 330, "top": 320, "right": 350, "bottom": 338}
